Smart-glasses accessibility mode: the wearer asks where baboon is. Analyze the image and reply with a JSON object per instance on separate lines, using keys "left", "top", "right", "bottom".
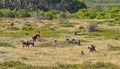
{"left": 107, "top": 44, "right": 112, "bottom": 50}
{"left": 74, "top": 32, "right": 77, "bottom": 35}
{"left": 75, "top": 40, "right": 81, "bottom": 45}
{"left": 88, "top": 45, "right": 96, "bottom": 52}
{"left": 9, "top": 22, "right": 14, "bottom": 27}
{"left": 53, "top": 39, "right": 57, "bottom": 44}
{"left": 66, "top": 38, "right": 81, "bottom": 45}
{"left": 66, "top": 38, "right": 76, "bottom": 44}
{"left": 52, "top": 39, "right": 58, "bottom": 47}
{"left": 32, "top": 31, "right": 40, "bottom": 42}
{"left": 21, "top": 40, "right": 34, "bottom": 48}
{"left": 66, "top": 38, "right": 71, "bottom": 44}
{"left": 81, "top": 51, "right": 84, "bottom": 55}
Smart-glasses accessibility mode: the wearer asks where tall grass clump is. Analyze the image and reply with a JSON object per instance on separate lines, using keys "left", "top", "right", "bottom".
{"left": 59, "top": 18, "right": 74, "bottom": 27}
{"left": 88, "top": 29, "right": 120, "bottom": 39}
{"left": 0, "top": 42, "right": 15, "bottom": 48}
{"left": 0, "top": 61, "right": 118, "bottom": 69}
{"left": 6, "top": 27, "right": 19, "bottom": 31}
{"left": 22, "top": 25, "right": 33, "bottom": 31}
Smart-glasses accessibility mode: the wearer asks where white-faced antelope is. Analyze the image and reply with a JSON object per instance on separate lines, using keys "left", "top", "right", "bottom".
{"left": 32, "top": 31, "right": 40, "bottom": 42}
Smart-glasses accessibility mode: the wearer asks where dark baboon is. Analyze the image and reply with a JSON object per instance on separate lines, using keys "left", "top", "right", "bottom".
{"left": 74, "top": 31, "right": 77, "bottom": 35}
{"left": 53, "top": 39, "right": 57, "bottom": 44}
{"left": 76, "top": 40, "right": 81, "bottom": 45}
{"left": 66, "top": 38, "right": 81, "bottom": 45}
{"left": 88, "top": 45, "right": 96, "bottom": 52}
{"left": 107, "top": 44, "right": 112, "bottom": 50}
{"left": 9, "top": 22, "right": 14, "bottom": 27}
{"left": 66, "top": 38, "right": 71, "bottom": 44}
{"left": 66, "top": 38, "right": 76, "bottom": 44}
{"left": 81, "top": 51, "right": 84, "bottom": 55}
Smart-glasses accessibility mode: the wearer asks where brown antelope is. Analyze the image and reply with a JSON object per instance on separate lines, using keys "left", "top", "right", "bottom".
{"left": 32, "top": 31, "right": 40, "bottom": 42}
{"left": 21, "top": 40, "right": 34, "bottom": 48}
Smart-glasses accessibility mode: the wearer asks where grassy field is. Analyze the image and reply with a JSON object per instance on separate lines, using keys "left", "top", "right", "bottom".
{"left": 0, "top": 18, "right": 120, "bottom": 69}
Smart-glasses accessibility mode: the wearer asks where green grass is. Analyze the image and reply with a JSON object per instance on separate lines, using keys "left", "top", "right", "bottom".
{"left": 0, "top": 61, "right": 118, "bottom": 69}
{"left": 40, "top": 29, "right": 72, "bottom": 37}
{"left": 60, "top": 22, "right": 74, "bottom": 27}
{"left": 0, "top": 61, "right": 37, "bottom": 69}
{"left": 87, "top": 29, "right": 120, "bottom": 39}
{"left": 0, "top": 42, "right": 15, "bottom": 48}
{"left": 37, "top": 26, "right": 72, "bottom": 37}
{"left": 6, "top": 27, "right": 20, "bottom": 30}
{"left": 0, "top": 30, "right": 31, "bottom": 38}
{"left": 110, "top": 46, "right": 120, "bottom": 51}
{"left": 22, "top": 25, "right": 33, "bottom": 31}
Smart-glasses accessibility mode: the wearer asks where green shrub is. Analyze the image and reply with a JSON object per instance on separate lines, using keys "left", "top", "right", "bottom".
{"left": 88, "top": 12, "right": 97, "bottom": 19}
{"left": 22, "top": 25, "right": 33, "bottom": 31}
{"left": 16, "top": 9, "right": 31, "bottom": 18}
{"left": 44, "top": 10, "right": 61, "bottom": 20}
{"left": 0, "top": 11, "right": 3, "bottom": 17}
{"left": 0, "top": 42, "right": 15, "bottom": 48}
{"left": 0, "top": 9, "right": 15, "bottom": 18}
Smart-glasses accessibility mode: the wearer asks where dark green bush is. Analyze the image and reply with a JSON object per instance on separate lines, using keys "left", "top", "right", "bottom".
{"left": 16, "top": 9, "right": 31, "bottom": 18}
{"left": 0, "top": 9, "right": 15, "bottom": 18}
{"left": 44, "top": 10, "right": 61, "bottom": 20}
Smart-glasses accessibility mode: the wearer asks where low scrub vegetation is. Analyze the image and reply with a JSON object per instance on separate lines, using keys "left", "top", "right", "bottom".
{"left": 0, "top": 61, "right": 118, "bottom": 69}
{"left": 88, "top": 29, "right": 120, "bottom": 39}
{"left": 60, "top": 22, "right": 74, "bottom": 27}
{"left": 6, "top": 27, "right": 19, "bottom": 31}
{"left": 0, "top": 42, "right": 15, "bottom": 48}
{"left": 0, "top": 5, "right": 119, "bottom": 20}
{"left": 22, "top": 25, "right": 33, "bottom": 31}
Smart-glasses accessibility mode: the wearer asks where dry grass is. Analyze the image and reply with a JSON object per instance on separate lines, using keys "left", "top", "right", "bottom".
{"left": 0, "top": 18, "right": 120, "bottom": 67}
